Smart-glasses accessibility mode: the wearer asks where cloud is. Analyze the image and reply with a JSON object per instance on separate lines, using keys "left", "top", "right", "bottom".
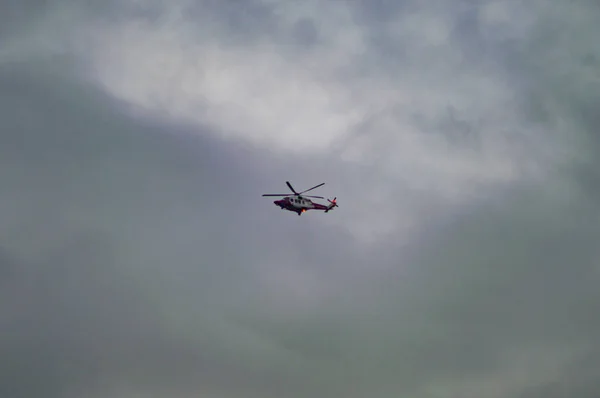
{"left": 0, "top": 0, "right": 599, "bottom": 397}
{"left": 64, "top": 0, "right": 584, "bottom": 243}
{"left": 0, "top": 60, "right": 370, "bottom": 398}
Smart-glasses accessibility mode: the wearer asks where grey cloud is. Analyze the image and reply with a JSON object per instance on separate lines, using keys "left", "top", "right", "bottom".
{"left": 517, "top": 350, "right": 600, "bottom": 398}
{"left": 1, "top": 0, "right": 600, "bottom": 397}
{"left": 0, "top": 59, "right": 368, "bottom": 398}
{"left": 0, "top": 0, "right": 50, "bottom": 38}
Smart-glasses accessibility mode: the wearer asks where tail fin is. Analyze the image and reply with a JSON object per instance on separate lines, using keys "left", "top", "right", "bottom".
{"left": 325, "top": 197, "right": 338, "bottom": 212}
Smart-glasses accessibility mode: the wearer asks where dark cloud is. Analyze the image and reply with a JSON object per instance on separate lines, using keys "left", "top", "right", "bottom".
{"left": 1, "top": 0, "right": 599, "bottom": 397}
{"left": 0, "top": 57, "right": 363, "bottom": 398}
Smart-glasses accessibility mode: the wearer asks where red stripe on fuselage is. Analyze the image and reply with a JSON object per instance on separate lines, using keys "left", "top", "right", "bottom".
{"left": 273, "top": 199, "right": 327, "bottom": 212}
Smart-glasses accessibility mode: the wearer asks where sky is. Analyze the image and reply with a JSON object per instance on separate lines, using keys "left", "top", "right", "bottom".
{"left": 0, "top": 0, "right": 599, "bottom": 397}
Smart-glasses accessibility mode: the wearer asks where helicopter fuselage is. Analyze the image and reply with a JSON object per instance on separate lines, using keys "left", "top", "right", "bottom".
{"left": 274, "top": 196, "right": 330, "bottom": 215}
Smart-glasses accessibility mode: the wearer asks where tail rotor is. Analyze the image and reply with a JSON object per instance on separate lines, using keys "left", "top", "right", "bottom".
{"left": 325, "top": 197, "right": 338, "bottom": 212}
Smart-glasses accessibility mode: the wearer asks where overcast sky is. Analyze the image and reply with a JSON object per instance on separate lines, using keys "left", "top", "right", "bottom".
{"left": 1, "top": 0, "right": 599, "bottom": 397}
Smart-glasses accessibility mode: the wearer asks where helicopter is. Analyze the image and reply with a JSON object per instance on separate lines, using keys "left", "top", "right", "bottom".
{"left": 262, "top": 181, "right": 338, "bottom": 216}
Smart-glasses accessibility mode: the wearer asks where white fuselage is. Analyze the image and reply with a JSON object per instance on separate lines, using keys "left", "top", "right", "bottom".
{"left": 286, "top": 196, "right": 314, "bottom": 209}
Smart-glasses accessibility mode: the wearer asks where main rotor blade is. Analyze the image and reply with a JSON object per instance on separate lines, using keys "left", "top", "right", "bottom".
{"left": 286, "top": 181, "right": 298, "bottom": 194}
{"left": 303, "top": 195, "right": 324, "bottom": 199}
{"left": 262, "top": 194, "right": 292, "bottom": 197}
{"left": 299, "top": 182, "right": 325, "bottom": 194}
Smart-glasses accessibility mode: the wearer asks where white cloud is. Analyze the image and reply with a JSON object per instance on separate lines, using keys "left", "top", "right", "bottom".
{"left": 5, "top": 0, "right": 582, "bottom": 248}
{"left": 69, "top": 0, "right": 568, "bottom": 244}
{"left": 82, "top": 1, "right": 368, "bottom": 153}
{"left": 79, "top": 0, "right": 524, "bottom": 168}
